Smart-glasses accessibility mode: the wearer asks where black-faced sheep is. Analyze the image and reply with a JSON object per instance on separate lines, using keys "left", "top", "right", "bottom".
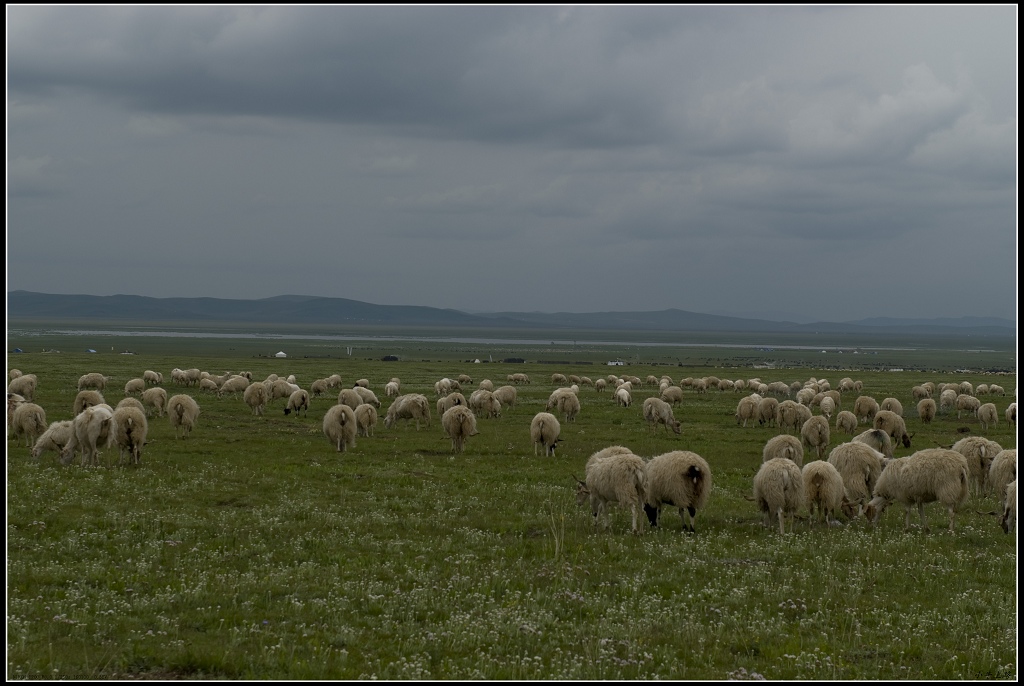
{"left": 442, "top": 405, "right": 478, "bottom": 454}
{"left": 575, "top": 446, "right": 648, "bottom": 534}
{"left": 530, "top": 412, "right": 561, "bottom": 457}
{"left": 642, "top": 397, "right": 681, "bottom": 434}
{"left": 384, "top": 394, "right": 431, "bottom": 431}
{"left": 323, "top": 403, "right": 357, "bottom": 452}
{"left": 167, "top": 394, "right": 200, "bottom": 439}
{"left": 643, "top": 450, "right": 711, "bottom": 532}
{"left": 112, "top": 405, "right": 148, "bottom": 465}
{"left": 762, "top": 434, "right": 804, "bottom": 467}
{"left": 864, "top": 448, "right": 969, "bottom": 533}
{"left": 753, "top": 457, "right": 805, "bottom": 534}
{"left": 284, "top": 389, "right": 310, "bottom": 417}
{"left": 800, "top": 415, "right": 831, "bottom": 460}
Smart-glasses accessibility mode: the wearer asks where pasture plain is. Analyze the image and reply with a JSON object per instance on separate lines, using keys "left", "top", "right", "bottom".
{"left": 6, "top": 329, "right": 1018, "bottom": 679}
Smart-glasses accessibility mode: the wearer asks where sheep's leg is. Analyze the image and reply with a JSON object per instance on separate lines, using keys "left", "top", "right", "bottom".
{"left": 777, "top": 508, "right": 786, "bottom": 535}
{"left": 946, "top": 504, "right": 956, "bottom": 533}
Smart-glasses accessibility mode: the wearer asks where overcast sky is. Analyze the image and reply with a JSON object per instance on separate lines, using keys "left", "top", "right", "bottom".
{"left": 7, "top": 6, "right": 1017, "bottom": 323}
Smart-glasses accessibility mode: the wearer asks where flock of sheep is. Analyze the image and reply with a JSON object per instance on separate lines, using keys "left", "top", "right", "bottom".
{"left": 7, "top": 367, "right": 1017, "bottom": 536}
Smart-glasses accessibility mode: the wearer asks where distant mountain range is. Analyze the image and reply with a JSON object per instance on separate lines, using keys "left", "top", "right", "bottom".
{"left": 6, "top": 291, "right": 1016, "bottom": 337}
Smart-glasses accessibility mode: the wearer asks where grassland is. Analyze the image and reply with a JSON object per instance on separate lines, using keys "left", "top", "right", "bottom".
{"left": 6, "top": 326, "right": 1018, "bottom": 679}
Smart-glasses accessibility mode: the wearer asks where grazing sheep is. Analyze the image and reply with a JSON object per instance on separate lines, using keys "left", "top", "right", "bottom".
{"left": 828, "top": 441, "right": 888, "bottom": 515}
{"left": 988, "top": 384, "right": 1005, "bottom": 396}
{"left": 950, "top": 436, "right": 1003, "bottom": 495}
{"left": 8, "top": 373, "right": 38, "bottom": 402}
{"left": 911, "top": 385, "right": 931, "bottom": 400}
{"left": 143, "top": 370, "right": 163, "bottom": 386}
{"left": 167, "top": 394, "right": 200, "bottom": 439}
{"left": 31, "top": 420, "right": 75, "bottom": 461}
{"left": 551, "top": 373, "right": 568, "bottom": 385}
{"left": 7, "top": 392, "right": 26, "bottom": 430}
{"left": 284, "top": 389, "right": 311, "bottom": 417}
{"left": 492, "top": 385, "right": 518, "bottom": 411}
{"left": 73, "top": 390, "right": 106, "bottom": 416}
{"left": 437, "top": 392, "right": 468, "bottom": 417}
{"left": 917, "top": 398, "right": 937, "bottom": 424}
{"left": 660, "top": 386, "right": 683, "bottom": 406}
{"left": 777, "top": 400, "right": 809, "bottom": 433}
{"left": 546, "top": 389, "right": 579, "bottom": 422}
{"left": 530, "top": 412, "right": 561, "bottom": 457}
{"left": 958, "top": 381, "right": 974, "bottom": 396}
{"left": 735, "top": 396, "right": 759, "bottom": 427}
{"left": 977, "top": 402, "right": 998, "bottom": 430}
{"left": 879, "top": 397, "right": 904, "bottom": 417}
{"left": 112, "top": 405, "right": 148, "bottom": 465}
{"left": 323, "top": 404, "right": 357, "bottom": 452}
{"left": 1000, "top": 480, "right": 1016, "bottom": 534}
{"left": 614, "top": 387, "right": 632, "bottom": 407}
{"left": 987, "top": 449, "right": 1016, "bottom": 503}
{"left": 268, "top": 379, "right": 299, "bottom": 404}
{"left": 355, "top": 403, "right": 378, "bottom": 438}
{"left": 325, "top": 374, "right": 343, "bottom": 389}
{"left": 62, "top": 404, "right": 116, "bottom": 467}
{"left": 757, "top": 397, "right": 779, "bottom": 428}
{"left": 338, "top": 388, "right": 363, "bottom": 411}
{"left": 116, "top": 397, "right": 146, "bottom": 413}
{"left": 643, "top": 450, "right": 712, "bottom": 532}
{"left": 309, "top": 379, "right": 330, "bottom": 398}
{"left": 753, "top": 458, "right": 805, "bottom": 534}
{"left": 956, "top": 394, "right": 981, "bottom": 419}
{"left": 457, "top": 374, "right": 472, "bottom": 385}
{"left": 1005, "top": 402, "right": 1016, "bottom": 428}
{"left": 762, "top": 434, "right": 804, "bottom": 467}
{"left": 939, "top": 389, "right": 958, "bottom": 414}
{"left": 476, "top": 379, "right": 493, "bottom": 391}
{"left": 198, "top": 378, "right": 219, "bottom": 393}
{"left": 218, "top": 375, "right": 250, "bottom": 397}
{"left": 800, "top": 415, "right": 831, "bottom": 460}
{"left": 510, "top": 372, "right": 531, "bottom": 385}
{"left": 384, "top": 394, "right": 431, "bottom": 431}
{"left": 243, "top": 383, "right": 268, "bottom": 417}
{"left": 442, "top": 405, "right": 479, "bottom": 454}
{"left": 873, "top": 410, "right": 912, "bottom": 448}
{"left": 384, "top": 380, "right": 401, "bottom": 397}
{"left": 835, "top": 410, "right": 858, "bottom": 436}
{"left": 853, "top": 396, "right": 879, "bottom": 424}
{"left": 77, "top": 372, "right": 110, "bottom": 392}
{"left": 643, "top": 397, "right": 681, "bottom": 434}
{"left": 803, "top": 460, "right": 855, "bottom": 525}
{"left": 141, "top": 387, "right": 168, "bottom": 418}
{"left": 11, "top": 402, "right": 47, "bottom": 447}
{"left": 819, "top": 396, "right": 836, "bottom": 420}
{"left": 864, "top": 449, "right": 969, "bottom": 533}
{"left": 575, "top": 447, "right": 648, "bottom": 534}
{"left": 469, "top": 389, "right": 502, "bottom": 419}
{"left": 354, "top": 378, "right": 370, "bottom": 389}
{"left": 123, "top": 378, "right": 146, "bottom": 396}
{"left": 852, "top": 428, "right": 894, "bottom": 460}
{"left": 353, "top": 386, "right": 381, "bottom": 409}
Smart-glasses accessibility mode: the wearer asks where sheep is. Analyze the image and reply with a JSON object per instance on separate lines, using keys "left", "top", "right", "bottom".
{"left": 218, "top": 375, "right": 250, "bottom": 397}
{"left": 116, "top": 397, "right": 146, "bottom": 413}
{"left": 579, "top": 376, "right": 594, "bottom": 387}
{"left": 434, "top": 378, "right": 453, "bottom": 397}
{"left": 11, "top": 402, "right": 47, "bottom": 448}
{"left": 853, "top": 395, "right": 879, "bottom": 424}
{"left": 384, "top": 380, "right": 401, "bottom": 397}
{"left": 338, "top": 388, "right": 363, "bottom": 411}
{"left": 1006, "top": 402, "right": 1016, "bottom": 428}
{"left": 284, "top": 389, "right": 311, "bottom": 417}
{"left": 803, "top": 460, "right": 855, "bottom": 525}
{"left": 269, "top": 379, "right": 299, "bottom": 404}
{"left": 777, "top": 400, "right": 809, "bottom": 433}
{"left": 950, "top": 436, "right": 1003, "bottom": 495}
{"left": 828, "top": 441, "right": 887, "bottom": 515}
{"left": 9, "top": 368, "right": 22, "bottom": 381}
{"left": 354, "top": 378, "right": 370, "bottom": 389}
{"left": 939, "top": 389, "right": 958, "bottom": 413}
{"left": 692, "top": 378, "right": 708, "bottom": 394}
{"left": 112, "top": 405, "right": 148, "bottom": 465}
{"left": 442, "top": 405, "right": 479, "bottom": 454}
{"left": 800, "top": 415, "right": 831, "bottom": 460}
{"left": 469, "top": 389, "right": 502, "bottom": 419}
{"left": 530, "top": 412, "right": 561, "bottom": 457}
{"left": 757, "top": 397, "right": 779, "bottom": 427}
{"left": 1000, "top": 480, "right": 1016, "bottom": 534}
{"left": 73, "top": 390, "right": 106, "bottom": 416}
{"left": 643, "top": 450, "right": 712, "bottom": 532}
{"left": 594, "top": 378, "right": 608, "bottom": 392}
{"left": 355, "top": 403, "right": 378, "bottom": 438}
{"left": 31, "top": 420, "right": 75, "bottom": 461}
{"left": 436, "top": 392, "right": 467, "bottom": 416}
{"left": 864, "top": 449, "right": 969, "bottom": 533}
{"left": 143, "top": 370, "right": 163, "bottom": 386}
{"left": 852, "top": 428, "right": 894, "bottom": 460}
{"left": 873, "top": 410, "right": 912, "bottom": 448}
{"left": 546, "top": 388, "right": 579, "bottom": 422}
{"left": 988, "top": 384, "right": 1005, "bottom": 396}
{"left": 575, "top": 447, "right": 648, "bottom": 534}
{"left": 510, "top": 372, "right": 531, "bottom": 385}
{"left": 167, "top": 394, "right": 200, "bottom": 439}
{"left": 762, "top": 434, "right": 804, "bottom": 467}
{"left": 325, "top": 374, "right": 343, "bottom": 389}
{"left": 987, "top": 449, "right": 1016, "bottom": 503}
{"left": 323, "top": 403, "right": 357, "bottom": 452}
{"left": 956, "top": 394, "right": 981, "bottom": 419}
{"left": 660, "top": 386, "right": 683, "bottom": 406}
{"left": 492, "top": 385, "right": 517, "bottom": 411}
{"left": 198, "top": 378, "right": 219, "bottom": 393}
{"left": 140, "top": 387, "right": 168, "bottom": 418}
{"left": 384, "top": 394, "right": 431, "bottom": 431}
{"left": 835, "top": 410, "right": 858, "bottom": 436}
{"left": 61, "top": 404, "right": 116, "bottom": 467}
{"left": 457, "top": 374, "right": 472, "bottom": 385}
{"left": 819, "top": 396, "right": 836, "bottom": 420}
{"left": 241, "top": 383, "right": 267, "bottom": 417}
{"left": 879, "top": 397, "right": 904, "bottom": 417}
{"left": 123, "top": 378, "right": 146, "bottom": 396}
{"left": 642, "top": 397, "right": 681, "bottom": 434}
{"left": 753, "top": 458, "right": 805, "bottom": 534}
{"left": 977, "top": 402, "right": 998, "bottom": 430}
{"left": 8, "top": 373, "right": 38, "bottom": 402}
{"left": 477, "top": 379, "right": 494, "bottom": 391}
{"left": 614, "top": 387, "right": 632, "bottom": 407}
{"left": 353, "top": 386, "right": 381, "bottom": 409}
{"left": 917, "top": 398, "right": 937, "bottom": 424}
{"left": 735, "top": 396, "right": 758, "bottom": 427}
{"left": 7, "top": 392, "right": 26, "bottom": 430}
{"left": 958, "top": 381, "right": 974, "bottom": 396}
{"left": 77, "top": 372, "right": 110, "bottom": 391}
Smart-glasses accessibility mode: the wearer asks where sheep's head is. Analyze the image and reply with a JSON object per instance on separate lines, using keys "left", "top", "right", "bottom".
{"left": 671, "top": 420, "right": 682, "bottom": 435}
{"left": 840, "top": 497, "right": 858, "bottom": 520}
{"left": 573, "top": 477, "right": 589, "bottom": 506}
{"left": 901, "top": 433, "right": 913, "bottom": 448}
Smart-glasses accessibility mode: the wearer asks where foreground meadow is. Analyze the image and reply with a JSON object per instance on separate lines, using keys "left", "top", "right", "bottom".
{"left": 6, "top": 341, "right": 1018, "bottom": 679}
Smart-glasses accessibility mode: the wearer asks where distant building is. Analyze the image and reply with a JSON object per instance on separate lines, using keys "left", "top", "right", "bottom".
{"left": 607, "top": 360, "right": 624, "bottom": 366}
{"left": 275, "top": 351, "right": 287, "bottom": 358}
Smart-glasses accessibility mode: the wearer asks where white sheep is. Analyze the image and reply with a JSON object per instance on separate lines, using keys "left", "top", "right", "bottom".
{"left": 987, "top": 449, "right": 1016, "bottom": 503}
{"left": 835, "top": 410, "right": 858, "bottom": 436}
{"left": 243, "top": 383, "right": 268, "bottom": 416}
{"left": 612, "top": 387, "right": 631, "bottom": 408}
{"left": 31, "top": 420, "right": 75, "bottom": 461}
{"left": 643, "top": 450, "right": 712, "bottom": 532}
{"left": 310, "top": 379, "right": 330, "bottom": 398}
{"left": 594, "top": 378, "right": 608, "bottom": 392}
{"left": 218, "top": 375, "right": 250, "bottom": 397}
{"left": 141, "top": 387, "right": 168, "bottom": 418}
{"left": 123, "top": 378, "right": 146, "bottom": 396}
{"left": 323, "top": 403, "right": 357, "bottom": 452}
{"left": 73, "top": 390, "right": 106, "bottom": 416}
{"left": 852, "top": 428, "right": 894, "bottom": 460}
{"left": 977, "top": 402, "right": 998, "bottom": 430}
{"left": 800, "top": 415, "right": 831, "bottom": 460}
{"left": 872, "top": 410, "right": 912, "bottom": 449}
{"left": 827, "top": 441, "right": 887, "bottom": 515}
{"left": 492, "top": 385, "right": 518, "bottom": 411}
{"left": 819, "top": 396, "right": 836, "bottom": 420}
{"left": 753, "top": 457, "right": 805, "bottom": 534}
{"left": 864, "top": 448, "right": 969, "bottom": 533}
{"left": 11, "top": 402, "right": 47, "bottom": 448}
{"left": 735, "top": 396, "right": 759, "bottom": 427}
{"left": 757, "top": 397, "right": 779, "bottom": 428}
{"left": 1000, "top": 480, "right": 1016, "bottom": 534}
{"left": 325, "top": 374, "right": 343, "bottom": 388}
{"left": 777, "top": 400, "right": 810, "bottom": 433}
{"left": 442, "top": 405, "right": 479, "bottom": 454}
{"left": 575, "top": 446, "right": 648, "bottom": 534}
{"left": 548, "top": 388, "right": 580, "bottom": 422}
{"left": 956, "top": 394, "right": 981, "bottom": 419}
{"left": 950, "top": 436, "right": 1003, "bottom": 495}
{"left": 660, "top": 386, "right": 683, "bottom": 406}
{"left": 469, "top": 389, "right": 502, "bottom": 419}
{"left": 477, "top": 379, "right": 494, "bottom": 391}
{"left": 1005, "top": 402, "right": 1016, "bottom": 428}
{"left": 353, "top": 386, "right": 381, "bottom": 408}
{"left": 112, "top": 405, "right": 148, "bottom": 465}
{"left": 762, "top": 434, "right": 804, "bottom": 467}
{"left": 642, "top": 397, "right": 681, "bottom": 434}
{"left": 879, "top": 397, "right": 903, "bottom": 417}
{"left": 457, "top": 374, "right": 472, "bottom": 385}
{"left": 988, "top": 384, "right": 1005, "bottom": 396}
{"left": 802, "top": 460, "right": 854, "bottom": 525}
{"left": 436, "top": 392, "right": 468, "bottom": 417}
{"left": 77, "top": 372, "right": 110, "bottom": 392}
{"left": 284, "top": 389, "right": 311, "bottom": 417}
{"left": 9, "top": 368, "right": 22, "bottom": 381}
{"left": 530, "top": 412, "right": 561, "bottom": 457}
{"left": 338, "top": 388, "right": 363, "bottom": 410}
{"left": 384, "top": 380, "right": 401, "bottom": 397}
{"left": 8, "top": 373, "right": 38, "bottom": 402}
{"left": 939, "top": 389, "right": 958, "bottom": 414}
{"left": 355, "top": 403, "right": 378, "bottom": 438}
{"left": 143, "top": 370, "right": 163, "bottom": 386}
{"left": 384, "top": 394, "right": 431, "bottom": 431}
{"left": 62, "top": 404, "right": 116, "bottom": 467}
{"left": 916, "top": 398, "right": 937, "bottom": 424}
{"left": 853, "top": 395, "right": 879, "bottom": 424}
{"left": 116, "top": 397, "right": 146, "bottom": 413}
{"left": 167, "top": 394, "right": 201, "bottom": 439}
{"left": 199, "top": 378, "right": 219, "bottom": 393}
{"left": 958, "top": 381, "right": 974, "bottom": 396}
{"left": 354, "top": 378, "right": 370, "bottom": 389}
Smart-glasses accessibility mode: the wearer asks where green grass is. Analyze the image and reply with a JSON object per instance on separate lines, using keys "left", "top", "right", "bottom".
{"left": 6, "top": 328, "right": 1018, "bottom": 679}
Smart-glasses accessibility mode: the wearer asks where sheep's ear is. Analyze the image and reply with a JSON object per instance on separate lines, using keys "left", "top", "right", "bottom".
{"left": 572, "top": 474, "right": 585, "bottom": 486}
